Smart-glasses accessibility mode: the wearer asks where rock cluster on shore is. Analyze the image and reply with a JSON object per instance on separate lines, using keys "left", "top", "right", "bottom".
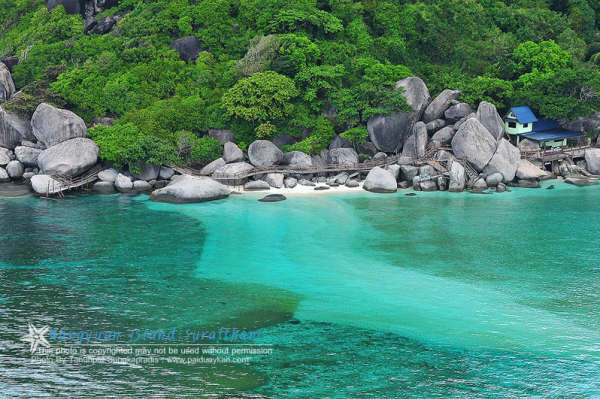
{"left": 0, "top": 63, "right": 598, "bottom": 203}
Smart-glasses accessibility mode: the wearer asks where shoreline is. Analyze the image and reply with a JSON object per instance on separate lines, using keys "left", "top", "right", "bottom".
{"left": 3, "top": 176, "right": 597, "bottom": 201}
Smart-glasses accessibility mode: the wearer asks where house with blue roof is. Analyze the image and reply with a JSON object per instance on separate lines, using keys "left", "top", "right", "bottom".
{"left": 505, "top": 106, "right": 585, "bottom": 148}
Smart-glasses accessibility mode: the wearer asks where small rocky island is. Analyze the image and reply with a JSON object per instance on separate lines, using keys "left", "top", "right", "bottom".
{"left": 1, "top": 63, "right": 599, "bottom": 203}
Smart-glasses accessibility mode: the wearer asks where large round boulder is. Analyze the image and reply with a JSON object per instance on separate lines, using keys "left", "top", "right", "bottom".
{"left": 170, "top": 36, "right": 203, "bottom": 62}
{"left": 114, "top": 173, "right": 133, "bottom": 192}
{"left": 14, "top": 146, "right": 42, "bottom": 167}
{"left": 282, "top": 151, "right": 312, "bottom": 169}
{"left": 37, "top": 137, "right": 98, "bottom": 177}
{"left": 200, "top": 157, "right": 226, "bottom": 176}
{"left": 284, "top": 177, "right": 297, "bottom": 188}
{"left": 326, "top": 148, "right": 358, "bottom": 166}
{"left": 151, "top": 175, "right": 231, "bottom": 203}
{"left": 213, "top": 161, "right": 254, "bottom": 185}
{"left": 345, "top": 179, "right": 360, "bottom": 188}
{"left": 482, "top": 139, "right": 520, "bottom": 182}
{"left": 425, "top": 119, "right": 446, "bottom": 133}
{"left": 385, "top": 164, "right": 400, "bottom": 180}
{"left": 159, "top": 166, "right": 175, "bottom": 180}
{"left": 30, "top": 175, "right": 63, "bottom": 195}
{"left": 472, "top": 178, "right": 488, "bottom": 191}
{"left": 400, "top": 165, "right": 419, "bottom": 182}
{"left": 0, "top": 107, "right": 34, "bottom": 149}
{"left": 0, "top": 167, "right": 8, "bottom": 182}
{"left": 476, "top": 101, "right": 504, "bottom": 140}
{"left": 0, "top": 62, "right": 15, "bottom": 103}
{"left": 584, "top": 148, "right": 600, "bottom": 174}
{"left": 98, "top": 168, "right": 119, "bottom": 182}
{"left": 444, "top": 103, "right": 474, "bottom": 123}
{"left": 213, "top": 161, "right": 254, "bottom": 176}
{"left": 264, "top": 173, "right": 284, "bottom": 188}
{"left": 31, "top": 103, "right": 87, "bottom": 148}
{"left": 401, "top": 121, "right": 427, "bottom": 159}
{"left": 485, "top": 172, "right": 504, "bottom": 187}
{"left": 431, "top": 126, "right": 455, "bottom": 145}
{"left": 208, "top": 129, "right": 235, "bottom": 144}
{"left": 0, "top": 147, "right": 13, "bottom": 166}
{"left": 422, "top": 89, "right": 461, "bottom": 123}
{"left": 454, "top": 112, "right": 477, "bottom": 131}
{"left": 358, "top": 141, "right": 377, "bottom": 156}
{"left": 329, "top": 135, "right": 352, "bottom": 149}
{"left": 363, "top": 167, "right": 397, "bottom": 193}
{"left": 448, "top": 161, "right": 466, "bottom": 192}
{"left": 133, "top": 180, "right": 153, "bottom": 192}
{"left": 92, "top": 181, "right": 116, "bottom": 194}
{"left": 132, "top": 162, "right": 160, "bottom": 181}
{"left": 223, "top": 142, "right": 244, "bottom": 163}
{"left": 516, "top": 159, "right": 548, "bottom": 180}
{"left": 6, "top": 160, "right": 23, "bottom": 179}
{"left": 258, "top": 194, "right": 286, "bottom": 202}
{"left": 93, "top": 181, "right": 116, "bottom": 194}
{"left": 565, "top": 177, "right": 598, "bottom": 186}
{"left": 367, "top": 77, "right": 430, "bottom": 153}
{"left": 451, "top": 118, "right": 497, "bottom": 171}
{"left": 248, "top": 140, "right": 283, "bottom": 167}
{"left": 244, "top": 180, "right": 270, "bottom": 191}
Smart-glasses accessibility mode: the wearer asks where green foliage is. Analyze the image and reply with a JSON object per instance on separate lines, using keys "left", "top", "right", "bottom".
{"left": 332, "top": 58, "right": 412, "bottom": 127}
{"left": 222, "top": 71, "right": 298, "bottom": 125}
{"left": 121, "top": 95, "right": 215, "bottom": 138}
{"left": 1, "top": 66, "right": 69, "bottom": 118}
{"left": 53, "top": 55, "right": 193, "bottom": 119}
{"left": 276, "top": 34, "right": 321, "bottom": 74}
{"left": 461, "top": 77, "right": 514, "bottom": 113}
{"left": 284, "top": 117, "right": 335, "bottom": 155}
{"left": 4, "top": 0, "right": 600, "bottom": 166}
{"left": 255, "top": 121, "right": 277, "bottom": 138}
{"left": 89, "top": 123, "right": 179, "bottom": 170}
{"left": 267, "top": 7, "right": 343, "bottom": 35}
{"left": 511, "top": 40, "right": 572, "bottom": 75}
{"left": 513, "top": 66, "right": 600, "bottom": 119}
{"left": 176, "top": 131, "right": 222, "bottom": 165}
{"left": 340, "top": 127, "right": 369, "bottom": 147}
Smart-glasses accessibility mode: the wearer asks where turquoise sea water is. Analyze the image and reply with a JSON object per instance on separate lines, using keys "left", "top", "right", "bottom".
{"left": 1, "top": 183, "right": 600, "bottom": 397}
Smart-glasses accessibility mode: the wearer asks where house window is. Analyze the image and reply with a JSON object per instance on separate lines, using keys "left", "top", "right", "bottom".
{"left": 508, "top": 122, "right": 516, "bottom": 128}
{"left": 523, "top": 123, "right": 528, "bottom": 128}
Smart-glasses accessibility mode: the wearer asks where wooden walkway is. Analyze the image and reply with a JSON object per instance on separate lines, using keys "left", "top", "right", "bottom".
{"left": 46, "top": 165, "right": 103, "bottom": 196}
{"left": 522, "top": 145, "right": 593, "bottom": 162}
{"left": 172, "top": 146, "right": 454, "bottom": 183}
{"left": 41, "top": 144, "right": 480, "bottom": 196}
{"left": 454, "top": 158, "right": 479, "bottom": 185}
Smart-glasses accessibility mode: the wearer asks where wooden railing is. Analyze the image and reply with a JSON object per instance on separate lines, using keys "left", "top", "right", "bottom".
{"left": 172, "top": 146, "right": 454, "bottom": 183}
{"left": 46, "top": 165, "right": 103, "bottom": 196}
{"left": 521, "top": 144, "right": 593, "bottom": 162}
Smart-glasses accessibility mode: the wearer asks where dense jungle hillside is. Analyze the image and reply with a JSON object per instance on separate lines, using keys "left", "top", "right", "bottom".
{"left": 2, "top": 0, "right": 600, "bottom": 168}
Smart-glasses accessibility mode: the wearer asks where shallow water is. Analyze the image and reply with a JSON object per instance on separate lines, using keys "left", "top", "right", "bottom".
{"left": 1, "top": 183, "right": 600, "bottom": 397}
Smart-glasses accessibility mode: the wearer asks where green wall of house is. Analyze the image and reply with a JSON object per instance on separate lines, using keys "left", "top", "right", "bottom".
{"left": 505, "top": 121, "right": 533, "bottom": 135}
